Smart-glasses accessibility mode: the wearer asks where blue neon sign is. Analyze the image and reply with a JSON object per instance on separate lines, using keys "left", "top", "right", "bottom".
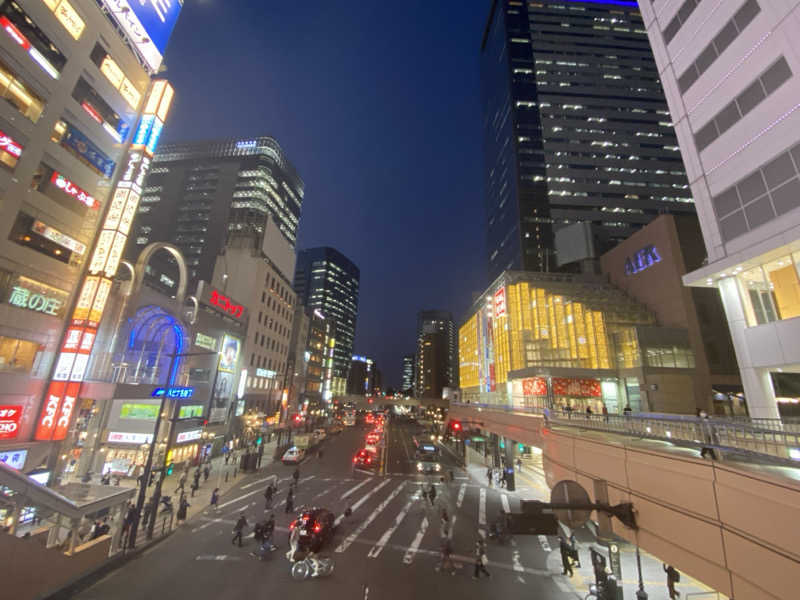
{"left": 624, "top": 245, "right": 662, "bottom": 276}
{"left": 152, "top": 386, "right": 194, "bottom": 399}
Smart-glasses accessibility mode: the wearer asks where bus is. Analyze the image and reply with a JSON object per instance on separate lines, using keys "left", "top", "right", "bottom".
{"left": 413, "top": 438, "right": 441, "bottom": 474}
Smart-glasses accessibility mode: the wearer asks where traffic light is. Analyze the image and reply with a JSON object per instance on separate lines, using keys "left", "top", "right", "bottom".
{"left": 451, "top": 421, "right": 461, "bottom": 431}
{"left": 166, "top": 462, "right": 174, "bottom": 476}
{"left": 256, "top": 436, "right": 263, "bottom": 445}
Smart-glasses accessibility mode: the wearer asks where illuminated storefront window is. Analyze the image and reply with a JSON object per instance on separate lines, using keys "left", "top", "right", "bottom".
{"left": 0, "top": 57, "right": 44, "bottom": 122}
{"left": 0, "top": 334, "right": 44, "bottom": 374}
{"left": 9, "top": 211, "right": 87, "bottom": 265}
{"left": 41, "top": 0, "right": 84, "bottom": 40}
{"left": 0, "top": 2, "right": 66, "bottom": 78}
{"left": 30, "top": 163, "right": 100, "bottom": 214}
{"left": 72, "top": 77, "right": 130, "bottom": 142}
{"left": 90, "top": 43, "right": 142, "bottom": 110}
{"left": 736, "top": 253, "right": 800, "bottom": 326}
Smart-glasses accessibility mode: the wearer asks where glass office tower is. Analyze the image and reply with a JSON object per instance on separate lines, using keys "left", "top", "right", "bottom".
{"left": 481, "top": 0, "right": 695, "bottom": 281}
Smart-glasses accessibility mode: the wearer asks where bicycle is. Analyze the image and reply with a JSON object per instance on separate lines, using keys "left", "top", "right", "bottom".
{"left": 290, "top": 555, "right": 334, "bottom": 580}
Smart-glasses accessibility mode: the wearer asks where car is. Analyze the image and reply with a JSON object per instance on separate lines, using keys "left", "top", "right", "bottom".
{"left": 282, "top": 446, "right": 305, "bottom": 464}
{"left": 366, "top": 432, "right": 381, "bottom": 445}
{"left": 353, "top": 448, "right": 378, "bottom": 469}
{"left": 289, "top": 507, "right": 336, "bottom": 552}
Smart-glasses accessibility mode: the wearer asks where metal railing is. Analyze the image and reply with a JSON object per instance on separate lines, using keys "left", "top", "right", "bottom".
{"left": 451, "top": 401, "right": 800, "bottom": 466}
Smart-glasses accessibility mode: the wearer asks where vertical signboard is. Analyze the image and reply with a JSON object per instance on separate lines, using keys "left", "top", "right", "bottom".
{"left": 209, "top": 335, "right": 241, "bottom": 423}
{"left": 35, "top": 81, "right": 174, "bottom": 441}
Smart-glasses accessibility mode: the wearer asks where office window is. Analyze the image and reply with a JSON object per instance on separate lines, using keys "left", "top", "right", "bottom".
{"left": 0, "top": 57, "right": 44, "bottom": 122}
{"left": 0, "top": 1, "right": 66, "bottom": 78}
{"left": 9, "top": 212, "right": 86, "bottom": 265}
{"left": 72, "top": 77, "right": 129, "bottom": 142}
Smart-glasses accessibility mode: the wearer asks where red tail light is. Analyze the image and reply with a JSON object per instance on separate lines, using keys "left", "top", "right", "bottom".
{"left": 353, "top": 456, "right": 358, "bottom": 462}
{"left": 289, "top": 520, "right": 296, "bottom": 530}
{"left": 366, "top": 457, "right": 372, "bottom": 464}
{"left": 313, "top": 523, "right": 321, "bottom": 533}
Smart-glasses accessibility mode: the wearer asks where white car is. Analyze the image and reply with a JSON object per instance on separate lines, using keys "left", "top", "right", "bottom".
{"left": 364, "top": 443, "right": 378, "bottom": 455}
{"left": 282, "top": 447, "right": 305, "bottom": 464}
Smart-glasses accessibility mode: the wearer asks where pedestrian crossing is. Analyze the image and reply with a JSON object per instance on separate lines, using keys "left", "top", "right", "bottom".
{"left": 204, "top": 471, "right": 562, "bottom": 582}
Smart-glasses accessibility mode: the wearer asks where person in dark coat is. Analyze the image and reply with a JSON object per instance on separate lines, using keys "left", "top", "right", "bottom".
{"left": 560, "top": 537, "right": 574, "bottom": 576}
{"left": 231, "top": 513, "right": 248, "bottom": 547}
{"left": 264, "top": 484, "right": 274, "bottom": 510}
{"left": 664, "top": 564, "right": 681, "bottom": 599}
{"left": 285, "top": 488, "right": 295, "bottom": 514}
{"left": 177, "top": 497, "right": 190, "bottom": 524}
{"left": 203, "top": 465, "right": 210, "bottom": 482}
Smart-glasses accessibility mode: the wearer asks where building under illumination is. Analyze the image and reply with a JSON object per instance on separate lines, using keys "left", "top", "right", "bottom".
{"left": 401, "top": 353, "right": 414, "bottom": 394}
{"left": 641, "top": 2, "right": 800, "bottom": 419}
{"left": 480, "top": 0, "right": 695, "bottom": 281}
{"left": 0, "top": 0, "right": 182, "bottom": 474}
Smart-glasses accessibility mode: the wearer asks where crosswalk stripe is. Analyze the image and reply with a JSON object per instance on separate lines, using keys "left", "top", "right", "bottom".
{"left": 402, "top": 515, "right": 428, "bottom": 564}
{"left": 447, "top": 483, "right": 467, "bottom": 540}
{"left": 538, "top": 535, "right": 552, "bottom": 552}
{"left": 216, "top": 488, "right": 262, "bottom": 510}
{"left": 336, "top": 482, "right": 406, "bottom": 553}
{"left": 341, "top": 479, "right": 370, "bottom": 500}
{"left": 501, "top": 493, "right": 511, "bottom": 514}
{"left": 334, "top": 479, "right": 391, "bottom": 526}
{"left": 478, "top": 487, "right": 487, "bottom": 539}
{"left": 367, "top": 490, "right": 419, "bottom": 558}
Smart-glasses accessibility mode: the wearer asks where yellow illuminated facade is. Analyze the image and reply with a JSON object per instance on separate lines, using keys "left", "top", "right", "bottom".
{"left": 458, "top": 314, "right": 479, "bottom": 389}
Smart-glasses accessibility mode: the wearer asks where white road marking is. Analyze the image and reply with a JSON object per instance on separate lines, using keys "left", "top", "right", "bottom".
{"left": 478, "top": 487, "right": 487, "bottom": 538}
{"left": 341, "top": 479, "right": 370, "bottom": 500}
{"left": 512, "top": 549, "right": 526, "bottom": 581}
{"left": 555, "top": 576, "right": 572, "bottom": 592}
{"left": 195, "top": 554, "right": 240, "bottom": 561}
{"left": 191, "top": 517, "right": 223, "bottom": 533}
{"left": 336, "top": 482, "right": 405, "bottom": 552}
{"left": 402, "top": 516, "right": 429, "bottom": 564}
{"left": 367, "top": 490, "right": 419, "bottom": 558}
{"left": 448, "top": 483, "right": 467, "bottom": 540}
{"left": 538, "top": 535, "right": 552, "bottom": 552}
{"left": 242, "top": 474, "right": 285, "bottom": 489}
{"left": 501, "top": 493, "right": 511, "bottom": 514}
{"left": 334, "top": 479, "right": 391, "bottom": 526}
{"left": 216, "top": 488, "right": 262, "bottom": 509}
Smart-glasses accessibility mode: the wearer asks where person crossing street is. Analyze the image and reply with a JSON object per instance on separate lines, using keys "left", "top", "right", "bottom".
{"left": 473, "top": 538, "right": 491, "bottom": 580}
{"left": 231, "top": 512, "right": 248, "bottom": 547}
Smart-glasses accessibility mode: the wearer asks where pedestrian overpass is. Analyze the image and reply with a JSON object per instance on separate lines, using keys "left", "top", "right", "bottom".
{"left": 334, "top": 394, "right": 448, "bottom": 410}
{"left": 449, "top": 402, "right": 800, "bottom": 600}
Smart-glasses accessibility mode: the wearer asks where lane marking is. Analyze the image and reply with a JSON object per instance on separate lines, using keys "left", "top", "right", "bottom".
{"left": 538, "top": 535, "right": 552, "bottom": 552}
{"left": 191, "top": 517, "right": 223, "bottom": 533}
{"left": 334, "top": 479, "right": 391, "bottom": 526}
{"left": 216, "top": 488, "right": 262, "bottom": 510}
{"left": 501, "top": 493, "right": 511, "bottom": 514}
{"left": 367, "top": 489, "right": 420, "bottom": 558}
{"left": 478, "top": 487, "right": 487, "bottom": 539}
{"left": 336, "top": 482, "right": 406, "bottom": 552}
{"left": 341, "top": 479, "right": 370, "bottom": 500}
{"left": 402, "top": 516, "right": 428, "bottom": 564}
{"left": 195, "top": 554, "right": 241, "bottom": 561}
{"left": 512, "top": 549, "right": 526, "bottom": 583}
{"left": 448, "top": 483, "right": 467, "bottom": 540}
{"left": 242, "top": 474, "right": 285, "bottom": 489}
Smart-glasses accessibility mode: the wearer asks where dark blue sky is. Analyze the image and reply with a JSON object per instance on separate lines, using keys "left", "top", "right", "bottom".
{"left": 161, "top": 1, "right": 488, "bottom": 388}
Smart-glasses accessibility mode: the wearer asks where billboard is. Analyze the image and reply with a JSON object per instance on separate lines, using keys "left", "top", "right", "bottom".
{"left": 101, "top": 0, "right": 183, "bottom": 72}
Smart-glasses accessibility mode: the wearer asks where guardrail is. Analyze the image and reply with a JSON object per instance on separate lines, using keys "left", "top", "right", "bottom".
{"left": 451, "top": 402, "right": 800, "bottom": 466}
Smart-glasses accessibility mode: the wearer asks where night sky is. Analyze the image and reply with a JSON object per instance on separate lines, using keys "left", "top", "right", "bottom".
{"left": 161, "top": 1, "right": 488, "bottom": 388}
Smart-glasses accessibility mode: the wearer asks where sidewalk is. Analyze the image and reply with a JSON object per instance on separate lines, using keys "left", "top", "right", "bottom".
{"left": 463, "top": 461, "right": 722, "bottom": 599}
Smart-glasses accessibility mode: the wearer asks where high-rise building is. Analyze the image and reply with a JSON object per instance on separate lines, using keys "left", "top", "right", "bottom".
{"left": 415, "top": 310, "right": 457, "bottom": 396}
{"left": 128, "top": 136, "right": 304, "bottom": 284}
{"left": 294, "top": 247, "right": 360, "bottom": 394}
{"left": 346, "top": 355, "right": 371, "bottom": 396}
{"left": 417, "top": 332, "right": 448, "bottom": 399}
{"left": 480, "top": 0, "right": 695, "bottom": 281}
{"left": 401, "top": 354, "right": 415, "bottom": 393}
{"left": 0, "top": 1, "right": 182, "bottom": 469}
{"left": 287, "top": 306, "right": 334, "bottom": 413}
{"left": 641, "top": 1, "right": 800, "bottom": 419}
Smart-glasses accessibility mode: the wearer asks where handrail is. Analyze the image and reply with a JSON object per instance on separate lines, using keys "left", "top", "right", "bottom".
{"left": 450, "top": 402, "right": 800, "bottom": 466}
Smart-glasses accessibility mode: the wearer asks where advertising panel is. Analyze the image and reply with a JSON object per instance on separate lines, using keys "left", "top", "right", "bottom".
{"left": 494, "top": 287, "right": 507, "bottom": 318}
{"left": 0, "top": 405, "right": 22, "bottom": 439}
{"left": 120, "top": 403, "right": 160, "bottom": 420}
{"left": 209, "top": 370, "right": 234, "bottom": 423}
{"left": 2, "top": 272, "right": 69, "bottom": 318}
{"left": 552, "top": 378, "right": 602, "bottom": 398}
{"left": 218, "top": 335, "right": 240, "bottom": 373}
{"left": 521, "top": 377, "right": 548, "bottom": 397}
{"left": 0, "top": 448, "right": 27, "bottom": 470}
{"left": 60, "top": 124, "right": 115, "bottom": 178}
{"left": 101, "top": 0, "right": 183, "bottom": 72}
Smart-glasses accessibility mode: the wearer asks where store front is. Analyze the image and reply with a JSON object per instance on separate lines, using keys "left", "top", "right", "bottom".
{"left": 511, "top": 374, "right": 624, "bottom": 414}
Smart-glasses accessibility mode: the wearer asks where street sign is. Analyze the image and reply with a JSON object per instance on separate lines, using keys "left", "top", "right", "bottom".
{"left": 550, "top": 480, "right": 591, "bottom": 529}
{"left": 607, "top": 542, "right": 622, "bottom": 579}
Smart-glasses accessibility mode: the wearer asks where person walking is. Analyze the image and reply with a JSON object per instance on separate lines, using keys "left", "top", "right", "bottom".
{"left": 231, "top": 512, "right": 248, "bottom": 547}
{"left": 486, "top": 466, "right": 493, "bottom": 488}
{"left": 500, "top": 468, "right": 508, "bottom": 489}
{"left": 203, "top": 465, "right": 210, "bottom": 482}
{"left": 664, "top": 564, "right": 681, "bottom": 599}
{"left": 264, "top": 483, "right": 274, "bottom": 510}
{"left": 516, "top": 457, "right": 522, "bottom": 473}
{"left": 428, "top": 482, "right": 437, "bottom": 506}
{"left": 190, "top": 478, "right": 199, "bottom": 498}
{"left": 473, "top": 538, "right": 490, "bottom": 579}
{"left": 585, "top": 405, "right": 593, "bottom": 417}
{"left": 602, "top": 403, "right": 609, "bottom": 423}
{"left": 210, "top": 488, "right": 220, "bottom": 511}
{"left": 175, "top": 471, "right": 187, "bottom": 495}
{"left": 559, "top": 537, "right": 574, "bottom": 577}
{"left": 177, "top": 496, "right": 190, "bottom": 525}
{"left": 285, "top": 488, "right": 295, "bottom": 514}
{"left": 262, "top": 513, "right": 277, "bottom": 551}
{"left": 436, "top": 535, "right": 456, "bottom": 575}
{"left": 292, "top": 467, "right": 300, "bottom": 487}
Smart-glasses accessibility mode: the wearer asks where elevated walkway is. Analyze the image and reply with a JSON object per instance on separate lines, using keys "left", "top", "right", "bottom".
{"left": 449, "top": 403, "right": 800, "bottom": 600}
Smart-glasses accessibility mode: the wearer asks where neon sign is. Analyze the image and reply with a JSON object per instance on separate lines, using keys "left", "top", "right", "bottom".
{"left": 624, "top": 245, "right": 662, "bottom": 276}
{"left": 8, "top": 285, "right": 63, "bottom": 316}
{"left": 209, "top": 289, "right": 244, "bottom": 319}
{"left": 0, "top": 129, "right": 22, "bottom": 157}
{"left": 152, "top": 386, "right": 194, "bottom": 399}
{"left": 494, "top": 287, "right": 506, "bottom": 318}
{"left": 50, "top": 171, "right": 98, "bottom": 209}
{"left": 0, "top": 16, "right": 59, "bottom": 79}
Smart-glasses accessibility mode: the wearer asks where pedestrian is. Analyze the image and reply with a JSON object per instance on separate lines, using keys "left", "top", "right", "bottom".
{"left": 194, "top": 467, "right": 201, "bottom": 485}
{"left": 569, "top": 533, "right": 580, "bottom": 567}
{"left": 292, "top": 467, "right": 300, "bottom": 487}
{"left": 602, "top": 403, "right": 609, "bottom": 422}
{"left": 500, "top": 468, "right": 507, "bottom": 489}
{"left": 428, "top": 482, "right": 437, "bottom": 506}
{"left": 190, "top": 479, "right": 199, "bottom": 498}
{"left": 560, "top": 537, "right": 574, "bottom": 576}
{"left": 664, "top": 564, "right": 681, "bottom": 599}
{"left": 473, "top": 539, "right": 490, "bottom": 579}
{"left": 565, "top": 403, "right": 573, "bottom": 418}
{"left": 176, "top": 471, "right": 187, "bottom": 495}
{"left": 486, "top": 466, "right": 493, "bottom": 488}
{"left": 224, "top": 452, "right": 230, "bottom": 465}
{"left": 231, "top": 512, "right": 248, "bottom": 547}
{"left": 142, "top": 499, "right": 154, "bottom": 527}
{"left": 203, "top": 465, "right": 210, "bottom": 482}
{"left": 177, "top": 496, "right": 190, "bottom": 524}
{"left": 436, "top": 536, "right": 456, "bottom": 575}
{"left": 585, "top": 405, "right": 593, "bottom": 417}
{"left": 264, "top": 483, "right": 274, "bottom": 510}
{"left": 210, "top": 488, "right": 220, "bottom": 510}
{"left": 262, "top": 513, "right": 276, "bottom": 551}
{"left": 285, "top": 488, "right": 294, "bottom": 514}
{"left": 516, "top": 457, "right": 522, "bottom": 473}
{"left": 318, "top": 449, "right": 323, "bottom": 460}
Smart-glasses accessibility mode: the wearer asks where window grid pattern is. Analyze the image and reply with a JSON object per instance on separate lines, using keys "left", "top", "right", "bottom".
{"left": 663, "top": 0, "right": 701, "bottom": 44}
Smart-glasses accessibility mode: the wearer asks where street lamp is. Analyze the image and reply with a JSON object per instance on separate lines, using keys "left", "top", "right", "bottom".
{"left": 128, "top": 349, "right": 220, "bottom": 547}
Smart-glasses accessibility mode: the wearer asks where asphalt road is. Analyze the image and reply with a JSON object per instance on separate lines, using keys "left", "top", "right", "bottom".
{"left": 74, "top": 419, "right": 576, "bottom": 600}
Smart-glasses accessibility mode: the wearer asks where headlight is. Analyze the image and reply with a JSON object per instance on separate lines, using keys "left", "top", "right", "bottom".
{"left": 417, "top": 462, "right": 423, "bottom": 471}
{"left": 435, "top": 464, "right": 441, "bottom": 471}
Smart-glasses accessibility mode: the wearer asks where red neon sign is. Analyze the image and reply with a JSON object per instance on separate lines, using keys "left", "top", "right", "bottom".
{"left": 81, "top": 101, "right": 103, "bottom": 124}
{"left": 50, "top": 171, "right": 98, "bottom": 209}
{"left": 0, "top": 16, "right": 30, "bottom": 50}
{"left": 0, "top": 129, "right": 22, "bottom": 158}
{"left": 0, "top": 405, "right": 22, "bottom": 440}
{"left": 209, "top": 289, "right": 244, "bottom": 319}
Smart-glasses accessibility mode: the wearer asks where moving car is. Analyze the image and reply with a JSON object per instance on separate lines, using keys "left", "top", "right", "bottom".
{"left": 282, "top": 446, "right": 305, "bottom": 464}
{"left": 289, "top": 507, "right": 336, "bottom": 552}
{"left": 353, "top": 448, "right": 378, "bottom": 469}
{"left": 365, "top": 432, "right": 382, "bottom": 445}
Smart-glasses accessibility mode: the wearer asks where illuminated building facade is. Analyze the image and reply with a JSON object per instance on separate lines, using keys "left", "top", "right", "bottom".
{"left": 641, "top": 2, "right": 800, "bottom": 419}
{"left": 459, "top": 270, "right": 705, "bottom": 414}
{"left": 128, "top": 136, "right": 304, "bottom": 285}
{"left": 415, "top": 310, "right": 457, "bottom": 396}
{"left": 0, "top": 0, "right": 182, "bottom": 475}
{"left": 401, "top": 353, "right": 414, "bottom": 393}
{"left": 293, "top": 247, "right": 360, "bottom": 393}
{"left": 480, "top": 0, "right": 694, "bottom": 281}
